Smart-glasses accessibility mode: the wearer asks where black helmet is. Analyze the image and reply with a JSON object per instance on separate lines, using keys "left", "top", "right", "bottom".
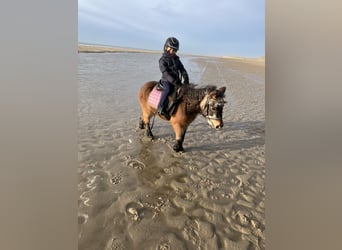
{"left": 164, "top": 37, "right": 179, "bottom": 51}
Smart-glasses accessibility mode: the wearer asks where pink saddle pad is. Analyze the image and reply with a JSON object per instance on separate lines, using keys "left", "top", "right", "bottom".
{"left": 148, "top": 86, "right": 162, "bottom": 109}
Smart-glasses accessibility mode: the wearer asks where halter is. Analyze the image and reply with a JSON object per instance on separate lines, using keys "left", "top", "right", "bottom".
{"left": 200, "top": 96, "right": 225, "bottom": 121}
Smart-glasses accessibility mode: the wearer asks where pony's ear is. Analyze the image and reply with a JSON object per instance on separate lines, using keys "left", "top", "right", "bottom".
{"left": 218, "top": 87, "right": 226, "bottom": 93}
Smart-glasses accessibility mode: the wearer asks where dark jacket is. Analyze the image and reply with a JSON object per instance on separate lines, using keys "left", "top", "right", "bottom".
{"left": 159, "top": 52, "right": 189, "bottom": 87}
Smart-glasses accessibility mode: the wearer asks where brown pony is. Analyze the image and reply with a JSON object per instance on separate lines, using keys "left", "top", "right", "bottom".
{"left": 138, "top": 81, "right": 226, "bottom": 152}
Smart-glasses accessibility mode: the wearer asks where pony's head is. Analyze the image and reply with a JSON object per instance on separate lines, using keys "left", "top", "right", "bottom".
{"left": 200, "top": 86, "right": 226, "bottom": 128}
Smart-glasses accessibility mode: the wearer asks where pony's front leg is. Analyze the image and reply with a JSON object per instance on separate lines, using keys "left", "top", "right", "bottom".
{"left": 171, "top": 124, "right": 187, "bottom": 152}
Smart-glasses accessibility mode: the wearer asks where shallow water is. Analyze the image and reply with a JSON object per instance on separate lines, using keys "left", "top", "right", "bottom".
{"left": 78, "top": 52, "right": 265, "bottom": 250}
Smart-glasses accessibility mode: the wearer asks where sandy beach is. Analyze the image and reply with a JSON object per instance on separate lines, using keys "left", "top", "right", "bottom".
{"left": 78, "top": 45, "right": 265, "bottom": 249}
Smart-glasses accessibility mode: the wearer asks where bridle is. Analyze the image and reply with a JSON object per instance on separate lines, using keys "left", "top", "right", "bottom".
{"left": 200, "top": 95, "right": 225, "bottom": 123}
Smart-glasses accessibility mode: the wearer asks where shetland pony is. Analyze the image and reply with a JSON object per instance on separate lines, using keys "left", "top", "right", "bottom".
{"left": 138, "top": 81, "right": 226, "bottom": 152}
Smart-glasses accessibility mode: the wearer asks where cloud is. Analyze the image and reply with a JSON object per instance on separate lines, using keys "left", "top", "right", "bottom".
{"left": 79, "top": 0, "right": 156, "bottom": 34}
{"left": 78, "top": 0, "right": 265, "bottom": 56}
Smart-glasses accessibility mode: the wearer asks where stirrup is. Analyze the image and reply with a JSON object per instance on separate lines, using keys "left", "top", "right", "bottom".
{"left": 163, "top": 112, "right": 171, "bottom": 120}
{"left": 158, "top": 108, "right": 170, "bottom": 120}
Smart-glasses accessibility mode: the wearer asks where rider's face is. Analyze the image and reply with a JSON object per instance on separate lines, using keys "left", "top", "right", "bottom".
{"left": 167, "top": 47, "right": 177, "bottom": 55}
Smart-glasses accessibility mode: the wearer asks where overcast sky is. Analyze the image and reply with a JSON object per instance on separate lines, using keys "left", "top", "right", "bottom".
{"left": 78, "top": 0, "right": 264, "bottom": 57}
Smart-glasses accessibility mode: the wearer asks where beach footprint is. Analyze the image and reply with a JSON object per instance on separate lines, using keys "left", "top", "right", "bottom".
{"left": 125, "top": 155, "right": 146, "bottom": 170}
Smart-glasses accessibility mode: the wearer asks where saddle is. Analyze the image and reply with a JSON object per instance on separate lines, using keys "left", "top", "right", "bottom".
{"left": 148, "top": 81, "right": 183, "bottom": 117}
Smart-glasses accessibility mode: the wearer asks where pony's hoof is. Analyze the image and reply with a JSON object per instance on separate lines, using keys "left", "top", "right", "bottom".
{"left": 173, "top": 143, "right": 184, "bottom": 152}
{"left": 146, "top": 132, "right": 154, "bottom": 140}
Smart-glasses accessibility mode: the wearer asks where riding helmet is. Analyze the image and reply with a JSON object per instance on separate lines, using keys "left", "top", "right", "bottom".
{"left": 164, "top": 37, "right": 179, "bottom": 51}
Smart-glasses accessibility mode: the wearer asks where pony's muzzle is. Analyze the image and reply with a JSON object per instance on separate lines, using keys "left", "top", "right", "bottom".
{"left": 216, "top": 123, "right": 223, "bottom": 129}
{"left": 208, "top": 119, "right": 223, "bottom": 129}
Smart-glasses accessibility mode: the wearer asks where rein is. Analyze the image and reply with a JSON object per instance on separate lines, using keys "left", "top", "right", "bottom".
{"left": 149, "top": 114, "right": 156, "bottom": 130}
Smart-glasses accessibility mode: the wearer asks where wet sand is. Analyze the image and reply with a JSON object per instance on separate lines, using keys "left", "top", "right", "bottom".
{"left": 78, "top": 48, "right": 265, "bottom": 249}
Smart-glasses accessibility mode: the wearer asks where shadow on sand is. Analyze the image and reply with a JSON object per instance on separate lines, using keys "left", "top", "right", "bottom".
{"left": 138, "top": 120, "right": 264, "bottom": 153}
{"left": 186, "top": 120, "right": 264, "bottom": 152}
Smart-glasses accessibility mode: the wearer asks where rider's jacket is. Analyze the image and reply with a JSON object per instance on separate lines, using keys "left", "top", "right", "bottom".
{"left": 159, "top": 52, "right": 189, "bottom": 87}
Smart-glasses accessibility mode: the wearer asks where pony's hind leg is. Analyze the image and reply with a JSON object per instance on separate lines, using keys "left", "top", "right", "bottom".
{"left": 138, "top": 116, "right": 145, "bottom": 129}
{"left": 145, "top": 123, "right": 153, "bottom": 138}
{"left": 142, "top": 112, "right": 154, "bottom": 139}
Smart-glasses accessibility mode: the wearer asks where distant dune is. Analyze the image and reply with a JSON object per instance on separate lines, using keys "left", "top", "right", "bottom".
{"left": 222, "top": 55, "right": 265, "bottom": 65}
{"left": 78, "top": 44, "right": 159, "bottom": 54}
{"left": 78, "top": 43, "right": 265, "bottom": 63}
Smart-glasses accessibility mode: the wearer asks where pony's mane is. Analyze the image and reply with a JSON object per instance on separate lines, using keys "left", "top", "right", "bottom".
{"left": 182, "top": 85, "right": 217, "bottom": 101}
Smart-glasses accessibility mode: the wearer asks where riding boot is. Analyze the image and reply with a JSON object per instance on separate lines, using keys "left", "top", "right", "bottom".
{"left": 157, "top": 81, "right": 171, "bottom": 120}
{"left": 158, "top": 105, "right": 170, "bottom": 120}
{"left": 165, "top": 100, "right": 174, "bottom": 114}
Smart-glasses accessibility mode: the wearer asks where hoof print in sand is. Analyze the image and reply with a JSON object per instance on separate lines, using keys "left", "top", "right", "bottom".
{"left": 125, "top": 202, "right": 143, "bottom": 222}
